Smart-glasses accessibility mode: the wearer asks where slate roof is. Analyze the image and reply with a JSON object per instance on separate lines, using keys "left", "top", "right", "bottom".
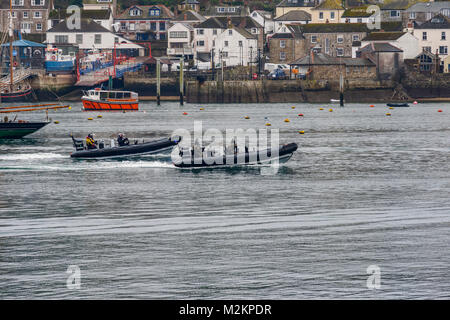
{"left": 301, "top": 23, "right": 369, "bottom": 33}
{"left": 362, "top": 32, "right": 406, "bottom": 41}
{"left": 48, "top": 18, "right": 111, "bottom": 33}
{"left": 414, "top": 14, "right": 450, "bottom": 29}
{"left": 195, "top": 16, "right": 263, "bottom": 29}
{"left": 406, "top": 2, "right": 450, "bottom": 13}
{"left": 173, "top": 10, "right": 205, "bottom": 22}
{"left": 290, "top": 52, "right": 375, "bottom": 66}
{"left": 312, "top": 0, "right": 345, "bottom": 10}
{"left": 358, "top": 42, "right": 403, "bottom": 53}
{"left": 342, "top": 6, "right": 373, "bottom": 17}
{"left": 49, "top": 9, "right": 112, "bottom": 20}
{"left": 234, "top": 27, "right": 257, "bottom": 39}
{"left": 380, "top": 0, "right": 424, "bottom": 10}
{"left": 116, "top": 5, "right": 174, "bottom": 20}
{"left": 276, "top": 0, "right": 317, "bottom": 8}
{"left": 202, "top": 5, "right": 248, "bottom": 17}
{"left": 274, "top": 10, "right": 311, "bottom": 21}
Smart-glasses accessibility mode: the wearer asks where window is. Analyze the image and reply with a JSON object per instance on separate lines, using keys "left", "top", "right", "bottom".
{"left": 115, "top": 37, "right": 119, "bottom": 43}
{"left": 229, "top": 30, "right": 232, "bottom": 35}
{"left": 196, "top": 40, "right": 204, "bottom": 46}
{"left": 423, "top": 46, "right": 431, "bottom": 52}
{"left": 36, "top": 23, "right": 42, "bottom": 31}
{"left": 11, "top": 11, "right": 17, "bottom": 18}
{"left": 409, "top": 12, "right": 416, "bottom": 19}
{"left": 197, "top": 29, "right": 204, "bottom": 35}
{"left": 239, "top": 40, "right": 243, "bottom": 47}
{"left": 439, "top": 46, "right": 448, "bottom": 55}
{"left": 224, "top": 41, "right": 228, "bottom": 47}
{"left": 212, "top": 40, "right": 215, "bottom": 47}
{"left": 149, "top": 9, "right": 160, "bottom": 16}
{"left": 442, "top": 32, "right": 446, "bottom": 40}
{"left": 390, "top": 10, "right": 400, "bottom": 18}
{"left": 336, "top": 48, "right": 344, "bottom": 56}
{"left": 280, "top": 52, "right": 286, "bottom": 60}
{"left": 311, "top": 35, "right": 317, "bottom": 43}
{"left": 352, "top": 34, "right": 359, "bottom": 42}
{"left": 55, "top": 35, "right": 68, "bottom": 43}
{"left": 330, "top": 12, "right": 335, "bottom": 20}
{"left": 23, "top": 11, "right": 28, "bottom": 18}
{"left": 319, "top": 12, "right": 324, "bottom": 20}
{"left": 31, "top": 0, "right": 44, "bottom": 5}
{"left": 213, "top": 29, "right": 217, "bottom": 35}
{"left": 222, "top": 51, "right": 228, "bottom": 58}
{"left": 76, "top": 34, "right": 83, "bottom": 44}
{"left": 280, "top": 40, "right": 286, "bottom": 48}
{"left": 94, "top": 34, "right": 101, "bottom": 44}
{"left": 337, "top": 35, "right": 344, "bottom": 43}
{"left": 422, "top": 32, "right": 427, "bottom": 40}
{"left": 13, "top": 0, "right": 24, "bottom": 5}
{"left": 120, "top": 22, "right": 126, "bottom": 31}
{"left": 130, "top": 8, "right": 141, "bottom": 16}
{"left": 170, "top": 31, "right": 188, "bottom": 38}
{"left": 160, "top": 33, "right": 166, "bottom": 40}
{"left": 129, "top": 23, "right": 135, "bottom": 31}
{"left": 150, "top": 22, "right": 156, "bottom": 31}
{"left": 357, "top": 18, "right": 362, "bottom": 23}
{"left": 251, "top": 28, "right": 257, "bottom": 34}
{"left": 159, "top": 22, "right": 165, "bottom": 31}
{"left": 34, "top": 11, "right": 41, "bottom": 18}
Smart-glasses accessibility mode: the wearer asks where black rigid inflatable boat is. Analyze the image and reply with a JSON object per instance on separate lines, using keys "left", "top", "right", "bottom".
{"left": 71, "top": 136, "right": 180, "bottom": 159}
{"left": 173, "top": 143, "right": 298, "bottom": 168}
{"left": 387, "top": 103, "right": 409, "bottom": 107}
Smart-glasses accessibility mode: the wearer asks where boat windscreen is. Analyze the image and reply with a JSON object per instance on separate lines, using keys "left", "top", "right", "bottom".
{"left": 123, "top": 92, "right": 131, "bottom": 98}
{"left": 100, "top": 92, "right": 108, "bottom": 100}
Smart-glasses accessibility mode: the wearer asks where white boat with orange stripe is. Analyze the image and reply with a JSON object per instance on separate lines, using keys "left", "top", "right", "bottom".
{"left": 81, "top": 88, "right": 139, "bottom": 111}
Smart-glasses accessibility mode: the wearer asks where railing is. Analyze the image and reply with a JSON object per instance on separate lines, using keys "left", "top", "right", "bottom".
{"left": 167, "top": 48, "right": 194, "bottom": 55}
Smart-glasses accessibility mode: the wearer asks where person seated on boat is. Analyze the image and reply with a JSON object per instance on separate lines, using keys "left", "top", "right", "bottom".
{"left": 117, "top": 133, "right": 129, "bottom": 147}
{"left": 86, "top": 133, "right": 97, "bottom": 150}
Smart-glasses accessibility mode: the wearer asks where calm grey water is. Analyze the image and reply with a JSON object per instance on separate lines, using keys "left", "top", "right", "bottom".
{"left": 1, "top": 101, "right": 449, "bottom": 299}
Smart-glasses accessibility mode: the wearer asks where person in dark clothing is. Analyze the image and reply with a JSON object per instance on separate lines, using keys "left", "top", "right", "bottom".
{"left": 117, "top": 133, "right": 129, "bottom": 147}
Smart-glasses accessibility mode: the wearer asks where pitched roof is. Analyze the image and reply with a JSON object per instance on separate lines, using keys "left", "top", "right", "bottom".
{"left": 173, "top": 10, "right": 205, "bottom": 22}
{"left": 290, "top": 52, "right": 375, "bottom": 66}
{"left": 342, "top": 6, "right": 374, "bottom": 17}
{"left": 362, "top": 32, "right": 406, "bottom": 41}
{"left": 301, "top": 23, "right": 369, "bottom": 33}
{"left": 312, "top": 0, "right": 345, "bottom": 10}
{"left": 1, "top": 39, "right": 46, "bottom": 47}
{"left": 341, "top": 57, "right": 376, "bottom": 66}
{"left": 380, "top": 0, "right": 425, "bottom": 10}
{"left": 274, "top": 10, "right": 311, "bottom": 21}
{"left": 359, "top": 42, "right": 403, "bottom": 53}
{"left": 414, "top": 14, "right": 450, "bottom": 29}
{"left": 202, "top": 5, "right": 248, "bottom": 17}
{"left": 48, "top": 18, "right": 111, "bottom": 33}
{"left": 406, "top": 2, "right": 450, "bottom": 13}
{"left": 195, "top": 16, "right": 263, "bottom": 29}
{"left": 116, "top": 5, "right": 174, "bottom": 20}
{"left": 234, "top": 27, "right": 257, "bottom": 39}
{"left": 277, "top": 0, "right": 317, "bottom": 8}
{"left": 49, "top": 9, "right": 112, "bottom": 20}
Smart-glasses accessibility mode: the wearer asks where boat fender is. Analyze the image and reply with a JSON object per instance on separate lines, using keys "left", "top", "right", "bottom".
{"left": 51, "top": 55, "right": 56, "bottom": 61}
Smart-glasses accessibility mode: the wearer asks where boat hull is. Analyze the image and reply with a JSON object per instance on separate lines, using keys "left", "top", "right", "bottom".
{"left": 71, "top": 137, "right": 178, "bottom": 159}
{"left": 82, "top": 98, "right": 138, "bottom": 111}
{"left": 173, "top": 143, "right": 298, "bottom": 168}
{"left": 0, "top": 122, "right": 49, "bottom": 139}
{"left": 387, "top": 103, "right": 409, "bottom": 107}
{"left": 1, "top": 88, "right": 33, "bottom": 103}
{"left": 45, "top": 60, "right": 75, "bottom": 72}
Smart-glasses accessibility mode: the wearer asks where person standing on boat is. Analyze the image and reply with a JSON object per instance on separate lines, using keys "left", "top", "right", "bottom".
{"left": 117, "top": 133, "right": 129, "bottom": 147}
{"left": 86, "top": 133, "right": 97, "bottom": 149}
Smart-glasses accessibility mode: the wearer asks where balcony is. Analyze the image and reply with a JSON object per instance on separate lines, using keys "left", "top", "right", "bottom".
{"left": 167, "top": 47, "right": 194, "bottom": 56}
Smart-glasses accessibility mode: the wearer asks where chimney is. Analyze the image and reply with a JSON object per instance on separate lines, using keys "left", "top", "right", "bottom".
{"left": 228, "top": 16, "right": 232, "bottom": 29}
{"left": 184, "top": 13, "right": 187, "bottom": 21}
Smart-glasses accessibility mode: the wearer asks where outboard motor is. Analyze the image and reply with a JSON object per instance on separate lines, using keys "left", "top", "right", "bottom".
{"left": 99, "top": 140, "right": 105, "bottom": 149}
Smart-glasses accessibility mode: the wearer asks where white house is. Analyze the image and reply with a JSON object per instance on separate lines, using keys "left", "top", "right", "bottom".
{"left": 274, "top": 10, "right": 311, "bottom": 32}
{"left": 167, "top": 23, "right": 194, "bottom": 57}
{"left": 413, "top": 15, "right": 450, "bottom": 61}
{"left": 46, "top": 18, "right": 143, "bottom": 53}
{"left": 193, "top": 18, "right": 226, "bottom": 59}
{"left": 250, "top": 10, "right": 275, "bottom": 34}
{"left": 360, "top": 31, "right": 421, "bottom": 59}
{"left": 214, "top": 27, "right": 258, "bottom": 67}
{"left": 341, "top": 5, "right": 377, "bottom": 24}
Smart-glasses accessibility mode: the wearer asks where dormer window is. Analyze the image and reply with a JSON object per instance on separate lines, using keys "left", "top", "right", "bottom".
{"left": 31, "top": 0, "right": 44, "bottom": 5}
{"left": 149, "top": 8, "right": 160, "bottom": 16}
{"left": 130, "top": 8, "right": 142, "bottom": 16}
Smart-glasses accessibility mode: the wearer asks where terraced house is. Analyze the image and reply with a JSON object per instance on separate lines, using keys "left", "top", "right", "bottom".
{"left": 269, "top": 24, "right": 305, "bottom": 63}
{"left": 0, "top": 0, "right": 52, "bottom": 34}
{"left": 310, "top": 0, "right": 345, "bottom": 23}
{"left": 115, "top": 5, "right": 174, "bottom": 41}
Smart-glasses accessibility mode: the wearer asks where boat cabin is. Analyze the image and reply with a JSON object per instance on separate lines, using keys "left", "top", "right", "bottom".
{"left": 83, "top": 89, "right": 138, "bottom": 101}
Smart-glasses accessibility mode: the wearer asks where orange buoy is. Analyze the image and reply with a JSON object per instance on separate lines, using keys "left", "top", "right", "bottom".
{"left": 183, "top": 112, "right": 188, "bottom": 115}
{"left": 284, "top": 118, "right": 290, "bottom": 123}
{"left": 370, "top": 105, "right": 375, "bottom": 108}
{"left": 438, "top": 109, "right": 443, "bottom": 112}
{"left": 244, "top": 116, "right": 250, "bottom": 119}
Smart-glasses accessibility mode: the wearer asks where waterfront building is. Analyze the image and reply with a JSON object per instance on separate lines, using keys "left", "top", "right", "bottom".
{"left": 310, "top": 0, "right": 345, "bottom": 24}
{"left": 115, "top": 5, "right": 175, "bottom": 41}
{"left": 360, "top": 31, "right": 420, "bottom": 59}
{"left": 167, "top": 22, "right": 194, "bottom": 58}
{"left": 357, "top": 42, "right": 404, "bottom": 79}
{"left": 0, "top": 0, "right": 53, "bottom": 34}
{"left": 413, "top": 14, "right": 450, "bottom": 68}
{"left": 269, "top": 24, "right": 305, "bottom": 64}
{"left": 46, "top": 18, "right": 143, "bottom": 54}
{"left": 213, "top": 27, "right": 258, "bottom": 67}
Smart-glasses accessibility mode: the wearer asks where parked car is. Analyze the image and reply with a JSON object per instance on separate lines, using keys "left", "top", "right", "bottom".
{"left": 268, "top": 68, "right": 286, "bottom": 80}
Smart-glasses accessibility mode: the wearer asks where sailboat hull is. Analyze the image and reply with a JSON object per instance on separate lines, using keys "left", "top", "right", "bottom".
{"left": 0, "top": 88, "right": 33, "bottom": 103}
{"left": 0, "top": 121, "right": 49, "bottom": 139}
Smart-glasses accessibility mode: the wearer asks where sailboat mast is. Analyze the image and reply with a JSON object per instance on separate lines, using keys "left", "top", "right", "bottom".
{"left": 9, "top": 0, "right": 14, "bottom": 92}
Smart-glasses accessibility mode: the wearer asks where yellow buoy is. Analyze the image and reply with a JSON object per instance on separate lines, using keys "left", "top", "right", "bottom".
{"left": 291, "top": 106, "right": 295, "bottom": 109}
{"left": 284, "top": 118, "right": 290, "bottom": 123}
{"left": 265, "top": 123, "right": 271, "bottom": 126}
{"left": 244, "top": 116, "right": 250, "bottom": 119}
{"left": 97, "top": 115, "right": 102, "bottom": 118}
{"left": 199, "top": 108, "right": 204, "bottom": 110}
{"left": 329, "top": 108, "right": 333, "bottom": 112}
{"left": 68, "top": 106, "right": 71, "bottom": 110}
{"left": 88, "top": 118, "right": 93, "bottom": 120}
{"left": 386, "top": 113, "right": 391, "bottom": 116}
{"left": 389, "top": 107, "right": 394, "bottom": 110}
{"left": 54, "top": 121, "right": 59, "bottom": 124}
{"left": 298, "top": 130, "right": 305, "bottom": 134}
{"left": 319, "top": 108, "right": 324, "bottom": 110}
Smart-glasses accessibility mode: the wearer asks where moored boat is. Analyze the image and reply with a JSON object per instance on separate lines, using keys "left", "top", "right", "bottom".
{"left": 70, "top": 136, "right": 180, "bottom": 159}
{"left": 81, "top": 89, "right": 139, "bottom": 111}
{"left": 45, "top": 48, "right": 76, "bottom": 73}
{"left": 387, "top": 103, "right": 409, "bottom": 107}
{"left": 172, "top": 142, "right": 298, "bottom": 168}
{"left": 0, "top": 120, "right": 48, "bottom": 139}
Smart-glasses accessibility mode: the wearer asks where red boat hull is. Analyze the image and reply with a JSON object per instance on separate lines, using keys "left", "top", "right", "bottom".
{"left": 82, "top": 99, "right": 139, "bottom": 111}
